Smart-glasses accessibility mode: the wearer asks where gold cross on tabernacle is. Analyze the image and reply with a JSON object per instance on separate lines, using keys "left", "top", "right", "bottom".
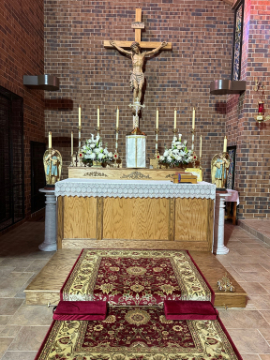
{"left": 104, "top": 8, "right": 172, "bottom": 50}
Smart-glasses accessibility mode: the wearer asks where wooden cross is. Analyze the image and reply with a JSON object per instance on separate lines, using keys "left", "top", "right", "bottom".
{"left": 104, "top": 9, "right": 172, "bottom": 50}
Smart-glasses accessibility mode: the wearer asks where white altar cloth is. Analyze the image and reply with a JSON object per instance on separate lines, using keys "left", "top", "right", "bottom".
{"left": 55, "top": 179, "right": 216, "bottom": 199}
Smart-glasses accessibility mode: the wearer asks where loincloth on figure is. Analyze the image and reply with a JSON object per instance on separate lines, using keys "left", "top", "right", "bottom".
{"left": 130, "top": 72, "right": 145, "bottom": 89}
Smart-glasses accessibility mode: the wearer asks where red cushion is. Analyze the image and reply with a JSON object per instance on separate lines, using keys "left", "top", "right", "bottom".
{"left": 164, "top": 300, "right": 218, "bottom": 320}
{"left": 53, "top": 301, "right": 107, "bottom": 321}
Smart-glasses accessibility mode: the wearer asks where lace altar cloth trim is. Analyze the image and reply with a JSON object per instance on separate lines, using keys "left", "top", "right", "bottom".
{"left": 55, "top": 179, "right": 216, "bottom": 199}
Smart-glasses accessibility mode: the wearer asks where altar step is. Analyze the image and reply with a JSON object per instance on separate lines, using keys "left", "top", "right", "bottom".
{"left": 25, "top": 250, "right": 247, "bottom": 308}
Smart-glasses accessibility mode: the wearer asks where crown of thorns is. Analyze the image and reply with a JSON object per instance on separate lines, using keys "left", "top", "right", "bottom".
{"left": 131, "top": 41, "right": 140, "bottom": 49}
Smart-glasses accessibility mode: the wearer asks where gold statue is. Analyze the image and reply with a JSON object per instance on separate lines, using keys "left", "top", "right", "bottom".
{"left": 211, "top": 153, "right": 230, "bottom": 188}
{"left": 43, "top": 149, "right": 62, "bottom": 186}
{"left": 110, "top": 40, "right": 168, "bottom": 106}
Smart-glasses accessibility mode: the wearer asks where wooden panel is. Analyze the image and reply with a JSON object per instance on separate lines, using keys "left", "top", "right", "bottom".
{"left": 25, "top": 249, "right": 81, "bottom": 292}
{"left": 68, "top": 167, "right": 196, "bottom": 182}
{"left": 57, "top": 196, "right": 63, "bottom": 249}
{"left": 96, "top": 197, "right": 103, "bottom": 240}
{"left": 103, "top": 198, "right": 169, "bottom": 240}
{"left": 25, "top": 249, "right": 247, "bottom": 308}
{"left": 103, "top": 40, "right": 172, "bottom": 49}
{"left": 168, "top": 198, "right": 175, "bottom": 241}
{"left": 62, "top": 239, "right": 210, "bottom": 251}
{"left": 190, "top": 251, "right": 247, "bottom": 308}
{"left": 26, "top": 292, "right": 60, "bottom": 306}
{"left": 174, "top": 198, "right": 209, "bottom": 241}
{"left": 63, "top": 197, "right": 97, "bottom": 239}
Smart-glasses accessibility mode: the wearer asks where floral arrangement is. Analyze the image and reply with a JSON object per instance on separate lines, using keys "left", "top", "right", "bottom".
{"left": 159, "top": 136, "right": 194, "bottom": 167}
{"left": 81, "top": 134, "right": 113, "bottom": 166}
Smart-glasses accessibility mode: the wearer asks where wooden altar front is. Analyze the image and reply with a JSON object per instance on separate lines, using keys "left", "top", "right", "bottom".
{"left": 56, "top": 176, "right": 215, "bottom": 252}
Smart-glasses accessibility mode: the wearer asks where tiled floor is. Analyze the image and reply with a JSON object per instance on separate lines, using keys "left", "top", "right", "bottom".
{"left": 1, "top": 221, "right": 270, "bottom": 359}
{"left": 239, "top": 219, "right": 270, "bottom": 247}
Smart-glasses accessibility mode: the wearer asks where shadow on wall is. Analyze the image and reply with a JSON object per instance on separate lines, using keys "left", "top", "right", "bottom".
{"left": 45, "top": 99, "right": 73, "bottom": 110}
{"left": 215, "top": 102, "right": 227, "bottom": 115}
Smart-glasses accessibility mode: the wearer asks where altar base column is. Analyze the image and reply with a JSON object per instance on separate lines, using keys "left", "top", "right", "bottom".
{"left": 38, "top": 189, "right": 57, "bottom": 251}
{"left": 213, "top": 193, "right": 231, "bottom": 255}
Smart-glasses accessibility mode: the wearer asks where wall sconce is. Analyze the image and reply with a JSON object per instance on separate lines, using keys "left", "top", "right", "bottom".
{"left": 254, "top": 79, "right": 270, "bottom": 123}
{"left": 255, "top": 101, "right": 270, "bottom": 123}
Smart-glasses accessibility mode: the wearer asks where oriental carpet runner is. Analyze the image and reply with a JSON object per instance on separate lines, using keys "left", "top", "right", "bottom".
{"left": 61, "top": 250, "right": 214, "bottom": 305}
{"left": 36, "top": 306, "right": 242, "bottom": 360}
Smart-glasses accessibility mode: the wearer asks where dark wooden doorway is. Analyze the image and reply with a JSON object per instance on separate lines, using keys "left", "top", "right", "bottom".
{"left": 31, "top": 141, "right": 46, "bottom": 214}
{"left": 0, "top": 86, "right": 24, "bottom": 231}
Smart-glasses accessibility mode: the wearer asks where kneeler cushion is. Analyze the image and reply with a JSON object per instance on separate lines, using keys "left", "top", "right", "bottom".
{"left": 164, "top": 300, "right": 218, "bottom": 320}
{"left": 53, "top": 301, "right": 107, "bottom": 321}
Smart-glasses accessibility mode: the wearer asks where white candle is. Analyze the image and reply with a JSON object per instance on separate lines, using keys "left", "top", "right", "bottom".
{"left": 71, "top": 131, "right": 73, "bottom": 155}
{"left": 97, "top": 107, "right": 100, "bottom": 128}
{"left": 48, "top": 131, "right": 52, "bottom": 149}
{"left": 200, "top": 135, "right": 202, "bottom": 158}
{"left": 223, "top": 136, "right": 227, "bottom": 152}
{"left": 174, "top": 108, "right": 177, "bottom": 130}
{"left": 156, "top": 108, "right": 159, "bottom": 129}
{"left": 78, "top": 105, "right": 81, "bottom": 127}
{"left": 192, "top": 107, "right": 195, "bottom": 130}
{"left": 116, "top": 107, "right": 119, "bottom": 128}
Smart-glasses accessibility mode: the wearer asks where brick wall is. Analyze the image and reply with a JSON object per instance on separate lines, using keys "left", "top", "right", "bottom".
{"left": 226, "top": 0, "right": 270, "bottom": 219}
{"left": 0, "top": 0, "right": 45, "bottom": 223}
{"left": 44, "top": 0, "right": 234, "bottom": 181}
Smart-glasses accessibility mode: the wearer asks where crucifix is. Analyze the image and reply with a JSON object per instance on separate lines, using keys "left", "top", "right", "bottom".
{"left": 104, "top": 9, "right": 172, "bottom": 168}
{"left": 104, "top": 9, "right": 172, "bottom": 111}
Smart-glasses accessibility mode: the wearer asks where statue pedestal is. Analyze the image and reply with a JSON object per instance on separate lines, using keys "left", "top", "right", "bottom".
{"left": 126, "top": 135, "right": 146, "bottom": 168}
{"left": 38, "top": 188, "right": 57, "bottom": 251}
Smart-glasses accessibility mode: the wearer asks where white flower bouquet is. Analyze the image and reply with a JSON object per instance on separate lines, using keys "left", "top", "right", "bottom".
{"left": 81, "top": 134, "right": 113, "bottom": 166}
{"left": 159, "top": 138, "right": 194, "bottom": 167}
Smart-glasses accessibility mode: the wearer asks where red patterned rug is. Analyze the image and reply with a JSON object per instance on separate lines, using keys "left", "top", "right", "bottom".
{"left": 61, "top": 249, "right": 214, "bottom": 306}
{"left": 35, "top": 306, "right": 242, "bottom": 360}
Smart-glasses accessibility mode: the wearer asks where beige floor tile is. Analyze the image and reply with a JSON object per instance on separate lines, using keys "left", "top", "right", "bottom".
{"left": 0, "top": 273, "right": 34, "bottom": 297}
{"left": 1, "top": 351, "right": 36, "bottom": 360}
{"left": 0, "top": 316, "right": 11, "bottom": 326}
{"left": 0, "top": 325, "right": 21, "bottom": 337}
{"left": 1, "top": 352, "right": 36, "bottom": 360}
{"left": 0, "top": 338, "right": 13, "bottom": 358}
{"left": 8, "top": 326, "right": 50, "bottom": 351}
{"left": 248, "top": 295, "right": 270, "bottom": 310}
{"left": 260, "top": 355, "right": 270, "bottom": 360}
{"left": 241, "top": 355, "right": 261, "bottom": 360}
{"left": 235, "top": 247, "right": 266, "bottom": 256}
{"left": 219, "top": 310, "right": 270, "bottom": 329}
{"left": 259, "top": 328, "right": 270, "bottom": 341}
{"left": 0, "top": 259, "right": 34, "bottom": 272}
{"left": 0, "top": 299, "right": 24, "bottom": 316}
{"left": 260, "top": 283, "right": 270, "bottom": 294}
{"left": 237, "top": 272, "right": 270, "bottom": 283}
{"left": 9, "top": 304, "right": 53, "bottom": 326}
{"left": 238, "top": 282, "right": 269, "bottom": 295}
{"left": 232, "top": 263, "right": 269, "bottom": 273}
{"left": 227, "top": 329, "right": 270, "bottom": 354}
{"left": 24, "top": 260, "right": 50, "bottom": 273}
{"left": 260, "top": 310, "right": 270, "bottom": 325}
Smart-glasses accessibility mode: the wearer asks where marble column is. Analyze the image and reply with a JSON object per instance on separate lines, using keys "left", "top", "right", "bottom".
{"left": 213, "top": 192, "right": 231, "bottom": 255}
{"left": 38, "top": 188, "right": 57, "bottom": 251}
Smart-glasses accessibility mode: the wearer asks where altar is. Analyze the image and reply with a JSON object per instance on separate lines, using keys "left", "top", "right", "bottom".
{"left": 55, "top": 178, "right": 215, "bottom": 252}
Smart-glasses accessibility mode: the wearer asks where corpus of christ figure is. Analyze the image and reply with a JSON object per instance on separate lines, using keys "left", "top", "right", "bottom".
{"left": 110, "top": 40, "right": 168, "bottom": 106}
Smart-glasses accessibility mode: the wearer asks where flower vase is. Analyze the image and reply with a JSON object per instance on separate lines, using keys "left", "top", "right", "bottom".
{"left": 92, "top": 160, "right": 103, "bottom": 168}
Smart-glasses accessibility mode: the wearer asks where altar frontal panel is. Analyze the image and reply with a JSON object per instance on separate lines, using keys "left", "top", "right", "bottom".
{"left": 58, "top": 196, "right": 213, "bottom": 251}
{"left": 103, "top": 197, "right": 169, "bottom": 240}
